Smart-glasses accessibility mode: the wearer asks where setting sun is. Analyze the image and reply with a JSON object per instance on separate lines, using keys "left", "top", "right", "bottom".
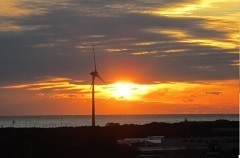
{"left": 112, "top": 82, "right": 134, "bottom": 99}
{"left": 103, "top": 82, "right": 150, "bottom": 101}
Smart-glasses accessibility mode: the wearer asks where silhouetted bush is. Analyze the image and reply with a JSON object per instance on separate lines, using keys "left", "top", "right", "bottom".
{"left": 0, "top": 121, "right": 238, "bottom": 158}
{"left": 106, "top": 122, "right": 120, "bottom": 126}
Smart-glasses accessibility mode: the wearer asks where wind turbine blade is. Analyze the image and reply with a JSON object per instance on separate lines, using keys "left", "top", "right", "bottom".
{"left": 96, "top": 74, "right": 106, "bottom": 85}
{"left": 89, "top": 84, "right": 92, "bottom": 91}
{"left": 93, "top": 44, "right": 97, "bottom": 71}
{"left": 89, "top": 76, "right": 94, "bottom": 91}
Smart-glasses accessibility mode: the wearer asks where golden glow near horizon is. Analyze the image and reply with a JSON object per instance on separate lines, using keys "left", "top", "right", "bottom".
{"left": 2, "top": 78, "right": 238, "bottom": 108}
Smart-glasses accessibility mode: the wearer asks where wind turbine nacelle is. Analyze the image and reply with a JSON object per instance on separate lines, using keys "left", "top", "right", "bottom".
{"left": 90, "top": 71, "right": 98, "bottom": 76}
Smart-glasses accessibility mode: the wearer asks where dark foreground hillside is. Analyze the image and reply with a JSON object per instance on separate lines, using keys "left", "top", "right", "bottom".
{"left": 0, "top": 120, "right": 238, "bottom": 158}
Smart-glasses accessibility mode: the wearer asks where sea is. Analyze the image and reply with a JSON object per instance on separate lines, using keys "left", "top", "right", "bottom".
{"left": 0, "top": 114, "right": 238, "bottom": 128}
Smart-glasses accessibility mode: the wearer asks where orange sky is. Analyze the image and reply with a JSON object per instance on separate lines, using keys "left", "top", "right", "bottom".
{"left": 1, "top": 78, "right": 238, "bottom": 115}
{"left": 0, "top": 0, "right": 239, "bottom": 115}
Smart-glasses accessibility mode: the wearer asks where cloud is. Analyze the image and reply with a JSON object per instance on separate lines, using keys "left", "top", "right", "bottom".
{"left": 205, "top": 91, "right": 222, "bottom": 95}
{"left": 0, "top": 0, "right": 238, "bottom": 86}
{"left": 153, "top": 0, "right": 238, "bottom": 18}
{"left": 1, "top": 76, "right": 85, "bottom": 91}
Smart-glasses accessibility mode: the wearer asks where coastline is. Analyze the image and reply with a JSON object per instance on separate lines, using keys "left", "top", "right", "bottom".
{"left": 0, "top": 114, "right": 238, "bottom": 128}
{"left": 0, "top": 120, "right": 238, "bottom": 158}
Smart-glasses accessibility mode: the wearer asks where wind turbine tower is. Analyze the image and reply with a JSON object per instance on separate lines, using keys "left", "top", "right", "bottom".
{"left": 90, "top": 45, "right": 106, "bottom": 127}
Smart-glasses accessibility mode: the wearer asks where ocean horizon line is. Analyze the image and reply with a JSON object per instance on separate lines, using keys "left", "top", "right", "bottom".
{"left": 0, "top": 114, "right": 238, "bottom": 128}
{"left": 0, "top": 113, "right": 239, "bottom": 118}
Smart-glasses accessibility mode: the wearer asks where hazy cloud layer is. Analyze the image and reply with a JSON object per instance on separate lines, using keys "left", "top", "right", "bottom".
{"left": 0, "top": 0, "right": 238, "bottom": 86}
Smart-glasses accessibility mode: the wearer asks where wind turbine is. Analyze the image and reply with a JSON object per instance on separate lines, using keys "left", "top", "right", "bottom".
{"left": 90, "top": 45, "right": 106, "bottom": 127}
